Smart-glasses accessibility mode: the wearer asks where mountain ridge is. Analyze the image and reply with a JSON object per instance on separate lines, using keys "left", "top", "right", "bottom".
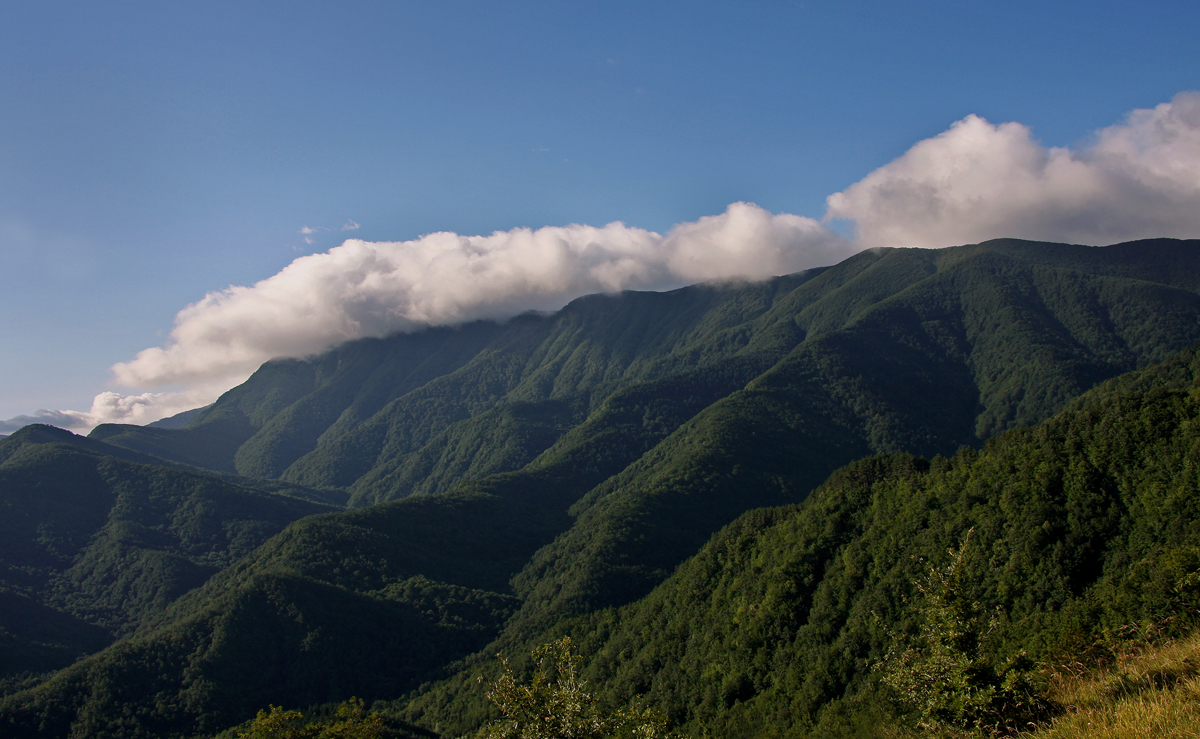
{"left": 4, "top": 237, "right": 1200, "bottom": 738}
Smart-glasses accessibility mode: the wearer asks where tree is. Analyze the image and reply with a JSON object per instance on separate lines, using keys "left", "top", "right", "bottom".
{"left": 877, "top": 530, "right": 1046, "bottom": 735}
{"left": 237, "top": 697, "right": 385, "bottom": 739}
{"left": 479, "top": 637, "right": 666, "bottom": 739}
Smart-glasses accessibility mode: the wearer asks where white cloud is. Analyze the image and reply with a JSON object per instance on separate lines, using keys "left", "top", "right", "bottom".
{"left": 0, "top": 385, "right": 218, "bottom": 435}
{"left": 662, "top": 202, "right": 848, "bottom": 281}
{"left": 826, "top": 91, "right": 1200, "bottom": 248}
{"left": 24, "top": 92, "right": 1200, "bottom": 434}
{"left": 341, "top": 220, "right": 360, "bottom": 231}
{"left": 31, "top": 203, "right": 842, "bottom": 432}
{"left": 108, "top": 202, "right": 848, "bottom": 402}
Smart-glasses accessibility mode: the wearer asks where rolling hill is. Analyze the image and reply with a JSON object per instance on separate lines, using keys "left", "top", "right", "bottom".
{"left": 0, "top": 425, "right": 338, "bottom": 690}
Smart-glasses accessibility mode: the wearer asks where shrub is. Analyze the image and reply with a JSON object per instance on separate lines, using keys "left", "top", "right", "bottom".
{"left": 878, "top": 530, "right": 1048, "bottom": 735}
{"left": 479, "top": 637, "right": 665, "bottom": 739}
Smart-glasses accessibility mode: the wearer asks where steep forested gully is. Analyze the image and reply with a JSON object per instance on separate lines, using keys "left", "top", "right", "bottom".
{"left": 3, "top": 237, "right": 1200, "bottom": 738}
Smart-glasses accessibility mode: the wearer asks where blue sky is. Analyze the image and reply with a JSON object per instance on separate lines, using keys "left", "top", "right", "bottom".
{"left": 2, "top": 0, "right": 1199, "bottom": 429}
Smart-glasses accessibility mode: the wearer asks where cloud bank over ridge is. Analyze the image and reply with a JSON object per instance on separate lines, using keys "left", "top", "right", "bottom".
{"left": 112, "top": 203, "right": 846, "bottom": 392}
{"left": 9, "top": 91, "right": 1200, "bottom": 433}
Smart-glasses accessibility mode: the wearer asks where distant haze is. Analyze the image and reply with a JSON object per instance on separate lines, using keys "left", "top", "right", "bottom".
{"left": 5, "top": 91, "right": 1200, "bottom": 435}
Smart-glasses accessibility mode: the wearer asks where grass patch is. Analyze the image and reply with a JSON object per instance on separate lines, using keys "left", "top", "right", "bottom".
{"left": 880, "top": 626, "right": 1200, "bottom": 739}
{"left": 1032, "top": 630, "right": 1200, "bottom": 739}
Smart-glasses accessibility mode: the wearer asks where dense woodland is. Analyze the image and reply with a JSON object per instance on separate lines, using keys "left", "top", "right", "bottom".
{"left": 3, "top": 237, "right": 1200, "bottom": 738}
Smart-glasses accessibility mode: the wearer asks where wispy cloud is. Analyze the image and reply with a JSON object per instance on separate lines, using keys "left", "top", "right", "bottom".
{"left": 341, "top": 220, "right": 360, "bottom": 231}
{"left": 0, "top": 410, "right": 91, "bottom": 435}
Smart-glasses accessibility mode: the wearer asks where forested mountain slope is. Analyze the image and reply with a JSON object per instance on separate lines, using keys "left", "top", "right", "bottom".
{"left": 4, "top": 237, "right": 1200, "bottom": 738}
{"left": 91, "top": 274, "right": 818, "bottom": 506}
{"left": 493, "top": 237, "right": 1200, "bottom": 637}
{"left": 406, "top": 343, "right": 1200, "bottom": 738}
{"left": 91, "top": 238, "right": 1200, "bottom": 508}
{"left": 0, "top": 426, "right": 337, "bottom": 687}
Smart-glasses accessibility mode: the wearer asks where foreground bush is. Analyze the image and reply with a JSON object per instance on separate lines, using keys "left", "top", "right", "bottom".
{"left": 878, "top": 530, "right": 1048, "bottom": 735}
{"left": 480, "top": 637, "right": 665, "bottom": 739}
{"left": 238, "top": 698, "right": 384, "bottom": 739}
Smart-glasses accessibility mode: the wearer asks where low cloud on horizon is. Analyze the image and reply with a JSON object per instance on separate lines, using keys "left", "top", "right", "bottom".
{"left": 8, "top": 91, "right": 1200, "bottom": 435}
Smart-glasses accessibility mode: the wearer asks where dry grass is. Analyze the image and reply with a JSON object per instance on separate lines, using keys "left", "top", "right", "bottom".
{"left": 1026, "top": 631, "right": 1200, "bottom": 739}
{"left": 881, "top": 630, "right": 1200, "bottom": 739}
